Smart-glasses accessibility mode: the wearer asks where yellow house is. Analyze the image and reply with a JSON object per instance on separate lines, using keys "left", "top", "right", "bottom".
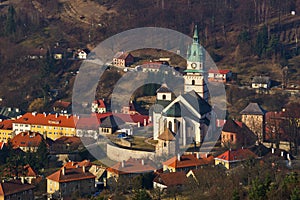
{"left": 47, "top": 166, "right": 95, "bottom": 198}
{"left": 12, "top": 112, "right": 78, "bottom": 140}
{"left": 0, "top": 120, "right": 15, "bottom": 143}
{"left": 0, "top": 180, "right": 35, "bottom": 200}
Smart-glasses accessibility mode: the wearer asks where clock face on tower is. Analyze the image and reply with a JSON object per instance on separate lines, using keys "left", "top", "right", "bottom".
{"left": 191, "top": 63, "right": 197, "bottom": 69}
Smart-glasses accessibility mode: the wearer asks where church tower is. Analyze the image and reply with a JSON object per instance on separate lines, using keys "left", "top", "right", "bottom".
{"left": 184, "top": 25, "right": 209, "bottom": 102}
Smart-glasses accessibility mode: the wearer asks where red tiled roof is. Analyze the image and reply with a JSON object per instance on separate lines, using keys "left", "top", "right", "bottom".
{"left": 114, "top": 113, "right": 149, "bottom": 126}
{"left": 215, "top": 148, "right": 257, "bottom": 162}
{"left": 163, "top": 154, "right": 214, "bottom": 169}
{"left": 0, "top": 119, "right": 13, "bottom": 130}
{"left": 54, "top": 136, "right": 81, "bottom": 145}
{"left": 93, "top": 99, "right": 106, "bottom": 108}
{"left": 11, "top": 132, "right": 44, "bottom": 148}
{"left": 46, "top": 167, "right": 95, "bottom": 183}
{"left": 107, "top": 158, "right": 156, "bottom": 175}
{"left": 0, "top": 180, "right": 35, "bottom": 196}
{"left": 23, "top": 164, "right": 38, "bottom": 177}
{"left": 13, "top": 113, "right": 77, "bottom": 128}
{"left": 153, "top": 171, "right": 187, "bottom": 187}
{"left": 63, "top": 160, "right": 92, "bottom": 169}
{"left": 208, "top": 69, "right": 231, "bottom": 74}
{"left": 53, "top": 100, "right": 71, "bottom": 109}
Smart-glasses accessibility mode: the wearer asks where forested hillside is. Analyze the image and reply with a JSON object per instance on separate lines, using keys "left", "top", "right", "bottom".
{"left": 0, "top": 0, "right": 299, "bottom": 111}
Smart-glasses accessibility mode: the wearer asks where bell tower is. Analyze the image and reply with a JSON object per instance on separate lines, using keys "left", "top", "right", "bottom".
{"left": 184, "top": 25, "right": 209, "bottom": 101}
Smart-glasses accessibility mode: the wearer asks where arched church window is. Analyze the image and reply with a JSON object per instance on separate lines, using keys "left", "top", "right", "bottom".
{"left": 168, "top": 121, "right": 172, "bottom": 131}
{"left": 192, "top": 80, "right": 195, "bottom": 85}
{"left": 164, "top": 142, "right": 166, "bottom": 147}
{"left": 162, "top": 94, "right": 166, "bottom": 100}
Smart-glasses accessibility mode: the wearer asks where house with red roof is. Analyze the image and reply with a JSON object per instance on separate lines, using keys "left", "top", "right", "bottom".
{"left": 112, "top": 52, "right": 134, "bottom": 67}
{"left": 221, "top": 119, "right": 256, "bottom": 149}
{"left": 214, "top": 148, "right": 258, "bottom": 169}
{"left": 153, "top": 171, "right": 187, "bottom": 191}
{"left": 12, "top": 112, "right": 78, "bottom": 140}
{"left": 10, "top": 132, "right": 49, "bottom": 152}
{"left": 0, "top": 119, "right": 14, "bottom": 143}
{"left": 52, "top": 100, "right": 71, "bottom": 114}
{"left": 162, "top": 153, "right": 214, "bottom": 172}
{"left": 91, "top": 99, "right": 107, "bottom": 113}
{"left": 47, "top": 165, "right": 96, "bottom": 199}
{"left": 107, "top": 158, "right": 156, "bottom": 179}
{"left": 0, "top": 180, "right": 35, "bottom": 200}
{"left": 50, "top": 136, "right": 83, "bottom": 154}
{"left": 20, "top": 164, "right": 39, "bottom": 184}
{"left": 208, "top": 69, "right": 232, "bottom": 83}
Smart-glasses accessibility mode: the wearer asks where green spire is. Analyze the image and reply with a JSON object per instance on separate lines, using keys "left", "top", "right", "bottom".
{"left": 193, "top": 25, "right": 198, "bottom": 43}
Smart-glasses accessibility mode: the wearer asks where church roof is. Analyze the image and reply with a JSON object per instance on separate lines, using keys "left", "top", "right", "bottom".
{"left": 181, "top": 90, "right": 211, "bottom": 115}
{"left": 158, "top": 128, "right": 176, "bottom": 141}
{"left": 156, "top": 83, "right": 172, "bottom": 93}
{"left": 163, "top": 102, "right": 182, "bottom": 117}
{"left": 240, "top": 103, "right": 266, "bottom": 115}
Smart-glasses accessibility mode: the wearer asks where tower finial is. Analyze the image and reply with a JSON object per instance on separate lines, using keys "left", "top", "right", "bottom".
{"left": 193, "top": 25, "right": 198, "bottom": 43}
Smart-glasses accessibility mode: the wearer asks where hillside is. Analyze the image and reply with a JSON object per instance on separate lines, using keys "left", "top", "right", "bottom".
{"left": 0, "top": 0, "right": 299, "bottom": 112}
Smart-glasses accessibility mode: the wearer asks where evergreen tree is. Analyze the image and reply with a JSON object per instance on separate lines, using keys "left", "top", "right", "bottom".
{"left": 5, "top": 5, "right": 16, "bottom": 36}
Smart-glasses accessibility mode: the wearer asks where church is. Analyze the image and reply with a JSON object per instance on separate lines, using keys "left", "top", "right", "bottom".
{"left": 153, "top": 25, "right": 215, "bottom": 156}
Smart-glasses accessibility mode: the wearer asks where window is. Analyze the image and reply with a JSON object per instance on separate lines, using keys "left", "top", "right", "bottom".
{"left": 164, "top": 142, "right": 166, "bottom": 147}
{"left": 162, "top": 94, "right": 166, "bottom": 100}
{"left": 230, "top": 135, "right": 234, "bottom": 142}
{"left": 168, "top": 121, "right": 172, "bottom": 131}
{"left": 192, "top": 80, "right": 195, "bottom": 85}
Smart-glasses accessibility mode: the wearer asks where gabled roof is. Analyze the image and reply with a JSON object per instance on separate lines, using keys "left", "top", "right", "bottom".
{"left": 215, "top": 148, "right": 257, "bottom": 162}
{"left": 163, "top": 102, "right": 182, "bottom": 117}
{"left": 54, "top": 136, "right": 81, "bottom": 145}
{"left": 153, "top": 171, "right": 187, "bottom": 187}
{"left": 156, "top": 83, "right": 172, "bottom": 93}
{"left": 208, "top": 69, "right": 231, "bottom": 74}
{"left": 13, "top": 113, "right": 77, "bottom": 128}
{"left": 222, "top": 119, "right": 242, "bottom": 133}
{"left": 46, "top": 167, "right": 95, "bottom": 183}
{"left": 181, "top": 90, "right": 211, "bottom": 115}
{"left": 0, "top": 119, "right": 13, "bottom": 130}
{"left": 107, "top": 158, "right": 156, "bottom": 175}
{"left": 163, "top": 154, "right": 214, "bottom": 169}
{"left": 252, "top": 76, "right": 270, "bottom": 84}
{"left": 114, "top": 113, "right": 149, "bottom": 126}
{"left": 0, "top": 180, "right": 35, "bottom": 196}
{"left": 63, "top": 160, "right": 92, "bottom": 169}
{"left": 113, "top": 52, "right": 132, "bottom": 60}
{"left": 11, "top": 132, "right": 45, "bottom": 148}
{"left": 158, "top": 128, "right": 176, "bottom": 141}
{"left": 23, "top": 164, "right": 38, "bottom": 177}
{"left": 99, "top": 115, "right": 124, "bottom": 128}
{"left": 240, "top": 103, "right": 267, "bottom": 115}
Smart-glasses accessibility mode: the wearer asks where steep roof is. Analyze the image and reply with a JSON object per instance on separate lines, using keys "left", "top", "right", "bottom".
{"left": 158, "top": 128, "right": 176, "bottom": 141}
{"left": 23, "top": 164, "right": 38, "bottom": 177}
{"left": 153, "top": 171, "right": 187, "bottom": 187}
{"left": 107, "top": 158, "right": 156, "bottom": 175}
{"left": 156, "top": 83, "right": 172, "bottom": 93}
{"left": 163, "top": 102, "right": 182, "bottom": 117}
{"left": 13, "top": 113, "right": 77, "bottom": 128}
{"left": 222, "top": 119, "right": 242, "bottom": 133}
{"left": 0, "top": 180, "right": 35, "bottom": 196}
{"left": 93, "top": 99, "right": 106, "bottom": 108}
{"left": 11, "top": 132, "right": 45, "bottom": 149}
{"left": 46, "top": 167, "right": 95, "bottom": 183}
{"left": 163, "top": 154, "right": 214, "bottom": 169}
{"left": 181, "top": 90, "right": 211, "bottom": 115}
{"left": 215, "top": 148, "right": 257, "bottom": 162}
{"left": 240, "top": 103, "right": 267, "bottom": 115}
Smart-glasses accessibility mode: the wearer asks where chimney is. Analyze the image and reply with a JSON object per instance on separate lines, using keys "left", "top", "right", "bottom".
{"left": 55, "top": 113, "right": 58, "bottom": 118}
{"left": 196, "top": 153, "right": 200, "bottom": 159}
{"left": 33, "top": 132, "right": 36, "bottom": 137}
{"left": 21, "top": 132, "right": 24, "bottom": 136}
{"left": 16, "top": 108, "right": 19, "bottom": 112}
{"left": 177, "top": 154, "right": 181, "bottom": 161}
{"left": 32, "top": 112, "right": 36, "bottom": 116}
{"left": 43, "top": 112, "right": 46, "bottom": 117}
{"left": 271, "top": 148, "right": 275, "bottom": 154}
{"left": 242, "top": 146, "right": 244, "bottom": 149}
{"left": 82, "top": 165, "right": 86, "bottom": 173}
{"left": 62, "top": 167, "right": 65, "bottom": 176}
{"left": 8, "top": 107, "right": 11, "bottom": 112}
{"left": 144, "top": 119, "right": 147, "bottom": 126}
{"left": 121, "top": 160, "right": 125, "bottom": 168}
{"left": 141, "top": 159, "right": 145, "bottom": 165}
{"left": 205, "top": 153, "right": 208, "bottom": 158}
{"left": 137, "top": 122, "right": 140, "bottom": 127}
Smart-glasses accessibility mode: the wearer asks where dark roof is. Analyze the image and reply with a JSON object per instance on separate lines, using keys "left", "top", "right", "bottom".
{"left": 0, "top": 180, "right": 35, "bottom": 196}
{"left": 163, "top": 102, "right": 182, "bottom": 117}
{"left": 0, "top": 107, "right": 23, "bottom": 119}
{"left": 249, "top": 144, "right": 271, "bottom": 157}
{"left": 240, "top": 103, "right": 267, "bottom": 115}
{"left": 222, "top": 119, "right": 242, "bottom": 133}
{"left": 156, "top": 83, "right": 172, "bottom": 93}
{"left": 181, "top": 91, "right": 211, "bottom": 115}
{"left": 252, "top": 76, "right": 270, "bottom": 84}
{"left": 100, "top": 115, "right": 124, "bottom": 128}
